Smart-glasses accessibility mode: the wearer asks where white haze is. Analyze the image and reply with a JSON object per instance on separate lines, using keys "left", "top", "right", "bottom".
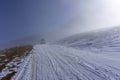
{"left": 62, "top": 0, "right": 120, "bottom": 35}
{"left": 45, "top": 0, "right": 120, "bottom": 42}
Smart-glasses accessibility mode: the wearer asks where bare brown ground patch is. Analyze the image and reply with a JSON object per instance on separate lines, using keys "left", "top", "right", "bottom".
{"left": 0, "top": 45, "right": 33, "bottom": 80}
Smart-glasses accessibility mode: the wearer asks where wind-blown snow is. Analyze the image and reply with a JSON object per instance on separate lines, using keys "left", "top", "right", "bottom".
{"left": 57, "top": 27, "right": 120, "bottom": 52}
{"left": 9, "top": 27, "right": 120, "bottom": 80}
{"left": 14, "top": 44, "right": 120, "bottom": 80}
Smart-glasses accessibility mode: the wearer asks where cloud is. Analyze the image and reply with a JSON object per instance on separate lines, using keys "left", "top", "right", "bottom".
{"left": 62, "top": 0, "right": 120, "bottom": 34}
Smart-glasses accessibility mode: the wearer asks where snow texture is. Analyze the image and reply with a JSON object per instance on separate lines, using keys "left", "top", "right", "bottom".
{"left": 11, "top": 27, "right": 120, "bottom": 80}
{"left": 14, "top": 44, "right": 120, "bottom": 80}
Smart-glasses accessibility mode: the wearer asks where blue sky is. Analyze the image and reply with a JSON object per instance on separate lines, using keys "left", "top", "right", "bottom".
{"left": 0, "top": 0, "right": 80, "bottom": 43}
{"left": 0, "top": 0, "right": 120, "bottom": 43}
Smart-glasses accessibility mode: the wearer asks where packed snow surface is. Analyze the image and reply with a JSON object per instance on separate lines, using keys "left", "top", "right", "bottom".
{"left": 15, "top": 44, "right": 120, "bottom": 80}
{"left": 9, "top": 27, "right": 120, "bottom": 80}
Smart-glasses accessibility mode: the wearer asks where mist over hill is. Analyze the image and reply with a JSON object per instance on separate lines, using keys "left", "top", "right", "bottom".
{"left": 56, "top": 26, "right": 120, "bottom": 52}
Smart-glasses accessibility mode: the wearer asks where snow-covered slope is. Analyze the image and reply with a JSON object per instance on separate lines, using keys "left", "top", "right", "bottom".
{"left": 16, "top": 44, "right": 120, "bottom": 80}
{"left": 1, "top": 27, "right": 120, "bottom": 80}
{"left": 57, "top": 27, "right": 120, "bottom": 52}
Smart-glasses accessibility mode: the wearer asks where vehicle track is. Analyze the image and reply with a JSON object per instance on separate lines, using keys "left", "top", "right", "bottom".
{"left": 21, "top": 44, "right": 120, "bottom": 80}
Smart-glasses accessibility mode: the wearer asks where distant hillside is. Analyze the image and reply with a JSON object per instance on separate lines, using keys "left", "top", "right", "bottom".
{"left": 0, "top": 35, "right": 44, "bottom": 50}
{"left": 57, "top": 26, "right": 120, "bottom": 52}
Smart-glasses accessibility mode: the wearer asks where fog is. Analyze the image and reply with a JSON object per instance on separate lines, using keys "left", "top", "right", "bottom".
{"left": 63, "top": 0, "right": 120, "bottom": 34}
{"left": 1, "top": 0, "right": 120, "bottom": 43}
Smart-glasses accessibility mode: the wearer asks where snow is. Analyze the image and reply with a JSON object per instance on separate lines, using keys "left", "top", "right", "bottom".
{"left": 14, "top": 44, "right": 120, "bottom": 80}
{"left": 0, "top": 56, "right": 26, "bottom": 79}
{"left": 11, "top": 54, "right": 32, "bottom": 80}
{"left": 56, "top": 27, "right": 120, "bottom": 51}
{"left": 2, "top": 27, "right": 120, "bottom": 80}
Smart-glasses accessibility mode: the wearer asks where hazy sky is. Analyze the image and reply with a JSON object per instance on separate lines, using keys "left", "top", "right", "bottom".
{"left": 62, "top": 0, "right": 120, "bottom": 35}
{"left": 0, "top": 0, "right": 82, "bottom": 43}
{"left": 0, "top": 0, "right": 120, "bottom": 43}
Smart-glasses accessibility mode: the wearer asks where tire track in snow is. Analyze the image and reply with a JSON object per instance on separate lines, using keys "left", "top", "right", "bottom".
{"left": 21, "top": 44, "right": 120, "bottom": 80}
